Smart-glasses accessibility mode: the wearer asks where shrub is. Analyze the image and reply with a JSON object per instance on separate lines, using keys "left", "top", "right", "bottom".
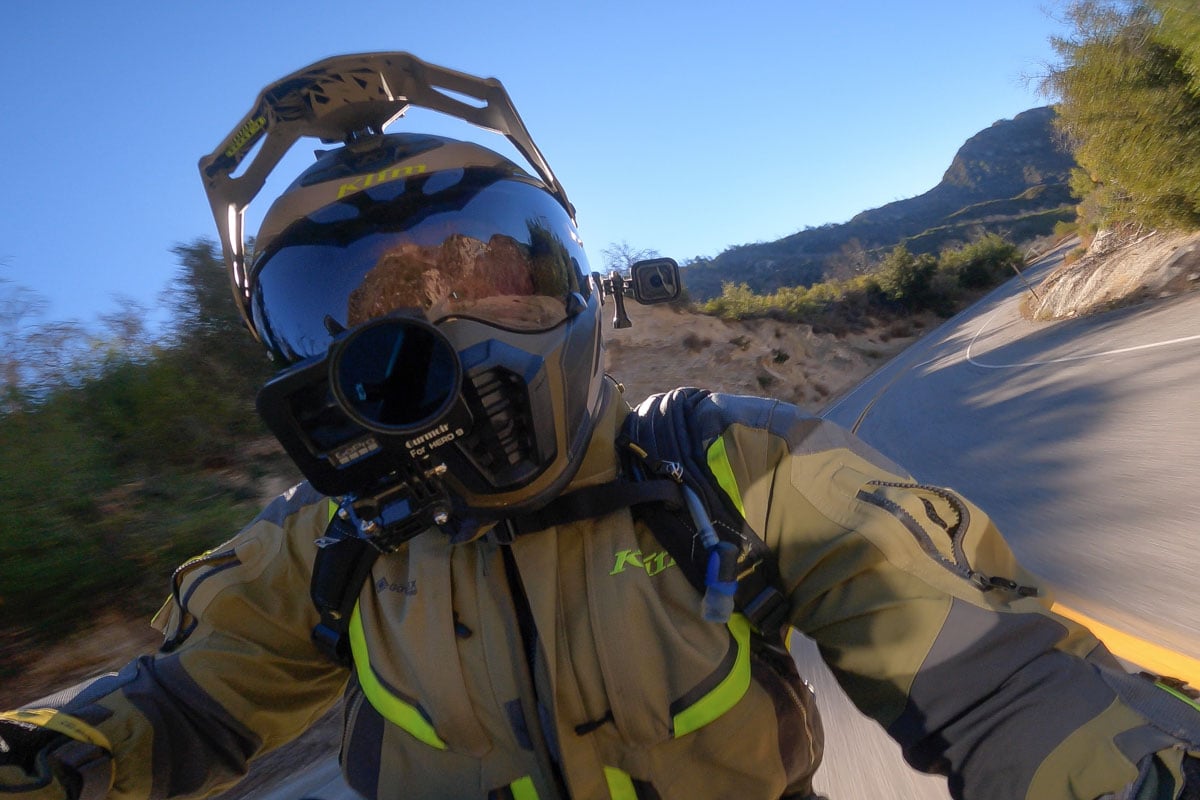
{"left": 695, "top": 236, "right": 1029, "bottom": 329}
{"left": 0, "top": 239, "right": 283, "bottom": 655}
{"left": 1053, "top": 219, "right": 1080, "bottom": 240}
{"left": 875, "top": 245, "right": 938, "bottom": 311}
{"left": 949, "top": 234, "right": 1022, "bottom": 289}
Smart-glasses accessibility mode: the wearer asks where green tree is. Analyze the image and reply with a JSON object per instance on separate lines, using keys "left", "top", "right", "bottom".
{"left": 0, "top": 241, "right": 285, "bottom": 655}
{"left": 942, "top": 234, "right": 1023, "bottom": 289}
{"left": 1152, "top": 1, "right": 1200, "bottom": 95}
{"left": 163, "top": 239, "right": 274, "bottom": 419}
{"left": 875, "top": 245, "right": 938, "bottom": 311}
{"left": 0, "top": 277, "right": 90, "bottom": 411}
{"left": 1046, "top": 1, "right": 1200, "bottom": 229}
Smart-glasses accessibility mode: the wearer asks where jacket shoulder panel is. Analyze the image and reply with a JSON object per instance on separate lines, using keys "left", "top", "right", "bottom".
{"left": 154, "top": 481, "right": 331, "bottom": 646}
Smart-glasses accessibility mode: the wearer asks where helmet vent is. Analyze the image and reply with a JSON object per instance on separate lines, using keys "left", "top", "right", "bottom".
{"left": 462, "top": 367, "right": 537, "bottom": 481}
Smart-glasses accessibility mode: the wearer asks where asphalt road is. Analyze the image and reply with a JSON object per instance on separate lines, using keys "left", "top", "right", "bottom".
{"left": 823, "top": 241, "right": 1200, "bottom": 662}
{"left": 800, "top": 239, "right": 1198, "bottom": 798}
{"left": 269, "top": 241, "right": 1200, "bottom": 798}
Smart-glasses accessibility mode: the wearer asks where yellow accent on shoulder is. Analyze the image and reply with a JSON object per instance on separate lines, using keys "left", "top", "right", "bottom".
{"left": 706, "top": 436, "right": 746, "bottom": 518}
{"left": 0, "top": 708, "right": 112, "bottom": 753}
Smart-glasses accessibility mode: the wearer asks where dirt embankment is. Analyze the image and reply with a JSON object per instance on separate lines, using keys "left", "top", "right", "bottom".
{"left": 605, "top": 230, "right": 1200, "bottom": 408}
{"left": 604, "top": 303, "right": 937, "bottom": 409}
{"left": 1029, "top": 230, "right": 1200, "bottom": 319}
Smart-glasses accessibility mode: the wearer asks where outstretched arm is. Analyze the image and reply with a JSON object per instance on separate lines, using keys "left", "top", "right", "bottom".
{"left": 710, "top": 396, "right": 1200, "bottom": 799}
{"left": 1, "top": 483, "right": 347, "bottom": 800}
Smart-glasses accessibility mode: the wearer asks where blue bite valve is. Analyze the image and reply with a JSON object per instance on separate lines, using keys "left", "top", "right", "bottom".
{"left": 701, "top": 541, "right": 740, "bottom": 622}
{"left": 681, "top": 485, "right": 741, "bottom": 622}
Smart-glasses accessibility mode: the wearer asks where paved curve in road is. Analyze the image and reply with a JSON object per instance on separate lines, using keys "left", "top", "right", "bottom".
{"left": 269, "top": 242, "right": 1199, "bottom": 798}
{"left": 823, "top": 241, "right": 1200, "bottom": 664}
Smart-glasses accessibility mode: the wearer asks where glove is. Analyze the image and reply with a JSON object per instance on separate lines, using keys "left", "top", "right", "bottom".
{"left": 0, "top": 710, "right": 113, "bottom": 800}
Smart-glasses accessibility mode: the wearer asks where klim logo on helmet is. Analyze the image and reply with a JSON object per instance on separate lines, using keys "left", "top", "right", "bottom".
{"left": 223, "top": 115, "right": 267, "bottom": 159}
{"left": 337, "top": 164, "right": 428, "bottom": 199}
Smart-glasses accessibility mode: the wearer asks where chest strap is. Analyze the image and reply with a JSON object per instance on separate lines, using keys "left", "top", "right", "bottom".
{"left": 490, "top": 479, "right": 685, "bottom": 541}
{"left": 311, "top": 508, "right": 381, "bottom": 666}
{"left": 500, "top": 476, "right": 789, "bottom": 643}
{"left": 312, "top": 472, "right": 789, "bottom": 666}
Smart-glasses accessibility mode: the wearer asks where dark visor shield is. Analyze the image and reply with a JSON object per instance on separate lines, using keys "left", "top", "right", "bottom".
{"left": 251, "top": 170, "right": 588, "bottom": 363}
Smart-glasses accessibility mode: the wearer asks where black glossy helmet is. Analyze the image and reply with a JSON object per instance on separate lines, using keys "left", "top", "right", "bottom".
{"left": 250, "top": 132, "right": 593, "bottom": 364}
{"left": 199, "top": 53, "right": 608, "bottom": 523}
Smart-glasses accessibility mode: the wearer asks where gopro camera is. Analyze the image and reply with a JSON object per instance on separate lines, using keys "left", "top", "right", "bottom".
{"left": 257, "top": 315, "right": 474, "bottom": 547}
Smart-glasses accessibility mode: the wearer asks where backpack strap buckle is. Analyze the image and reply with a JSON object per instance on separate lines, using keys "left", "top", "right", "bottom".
{"left": 741, "top": 584, "right": 790, "bottom": 641}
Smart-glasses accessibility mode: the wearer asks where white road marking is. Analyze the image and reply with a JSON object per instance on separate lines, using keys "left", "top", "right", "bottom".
{"left": 966, "top": 307, "right": 1200, "bottom": 369}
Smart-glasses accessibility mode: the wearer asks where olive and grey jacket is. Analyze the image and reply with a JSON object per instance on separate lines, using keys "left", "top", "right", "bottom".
{"left": 41, "top": 384, "right": 1200, "bottom": 799}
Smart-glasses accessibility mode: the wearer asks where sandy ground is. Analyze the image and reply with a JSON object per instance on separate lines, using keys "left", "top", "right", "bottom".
{"left": 603, "top": 302, "right": 938, "bottom": 410}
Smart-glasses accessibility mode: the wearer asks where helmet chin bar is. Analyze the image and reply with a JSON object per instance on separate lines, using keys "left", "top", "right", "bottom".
{"left": 255, "top": 313, "right": 574, "bottom": 550}
{"left": 452, "top": 338, "right": 558, "bottom": 493}
{"left": 199, "top": 52, "right": 574, "bottom": 342}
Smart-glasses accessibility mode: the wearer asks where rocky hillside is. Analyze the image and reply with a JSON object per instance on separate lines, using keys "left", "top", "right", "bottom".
{"left": 684, "top": 106, "right": 1077, "bottom": 299}
{"left": 1030, "top": 229, "right": 1200, "bottom": 320}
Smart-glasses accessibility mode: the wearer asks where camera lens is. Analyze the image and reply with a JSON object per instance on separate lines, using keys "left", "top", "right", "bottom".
{"left": 331, "top": 317, "right": 461, "bottom": 432}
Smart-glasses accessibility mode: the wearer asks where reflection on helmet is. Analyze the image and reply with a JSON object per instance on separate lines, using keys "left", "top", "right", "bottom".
{"left": 252, "top": 139, "right": 588, "bottom": 364}
{"left": 347, "top": 228, "right": 576, "bottom": 330}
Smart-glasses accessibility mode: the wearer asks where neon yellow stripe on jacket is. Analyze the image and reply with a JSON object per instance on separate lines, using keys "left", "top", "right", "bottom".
{"left": 603, "top": 766, "right": 638, "bottom": 799}
{"left": 671, "top": 613, "right": 752, "bottom": 737}
{"left": 706, "top": 436, "right": 746, "bottom": 517}
{"left": 348, "top": 604, "right": 448, "bottom": 750}
{"left": 662, "top": 434, "right": 755, "bottom": 737}
{"left": 510, "top": 775, "right": 539, "bottom": 799}
{"left": 334, "top": 499, "right": 448, "bottom": 749}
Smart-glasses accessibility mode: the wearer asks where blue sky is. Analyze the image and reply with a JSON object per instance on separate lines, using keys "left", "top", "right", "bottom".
{"left": 2, "top": 1, "right": 1071, "bottom": 329}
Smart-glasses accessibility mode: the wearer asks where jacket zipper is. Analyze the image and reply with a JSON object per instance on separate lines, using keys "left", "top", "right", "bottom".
{"left": 340, "top": 688, "right": 366, "bottom": 757}
{"left": 857, "top": 481, "right": 1038, "bottom": 597}
{"left": 160, "top": 548, "right": 241, "bottom": 650}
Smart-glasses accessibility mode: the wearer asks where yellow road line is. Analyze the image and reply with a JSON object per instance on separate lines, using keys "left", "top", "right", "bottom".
{"left": 1052, "top": 602, "right": 1200, "bottom": 686}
